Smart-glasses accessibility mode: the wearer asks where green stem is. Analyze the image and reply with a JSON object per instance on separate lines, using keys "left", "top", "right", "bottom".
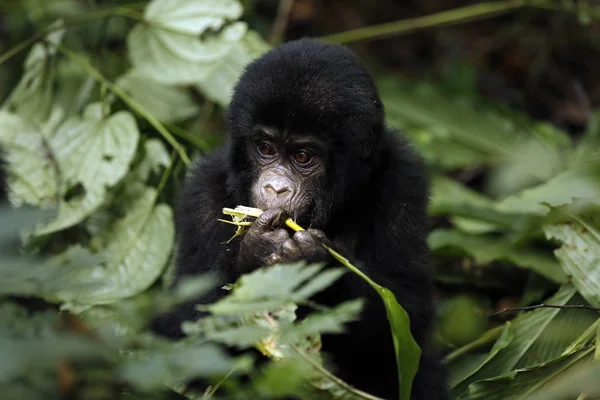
{"left": 57, "top": 45, "right": 190, "bottom": 165}
{"left": 443, "top": 325, "right": 504, "bottom": 364}
{"left": 319, "top": 1, "right": 525, "bottom": 44}
{"left": 284, "top": 218, "right": 381, "bottom": 291}
{"left": 0, "top": 4, "right": 143, "bottom": 67}
{"left": 164, "top": 122, "right": 212, "bottom": 151}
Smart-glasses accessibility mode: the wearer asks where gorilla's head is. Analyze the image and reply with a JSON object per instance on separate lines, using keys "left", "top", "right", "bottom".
{"left": 226, "top": 39, "right": 385, "bottom": 227}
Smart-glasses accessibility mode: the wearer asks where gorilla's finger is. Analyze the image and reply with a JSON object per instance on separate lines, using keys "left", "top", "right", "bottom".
{"left": 264, "top": 228, "right": 290, "bottom": 243}
{"left": 266, "top": 252, "right": 281, "bottom": 265}
{"left": 307, "top": 229, "right": 328, "bottom": 244}
{"left": 252, "top": 208, "right": 288, "bottom": 232}
{"left": 293, "top": 230, "right": 320, "bottom": 253}
{"left": 281, "top": 238, "right": 301, "bottom": 260}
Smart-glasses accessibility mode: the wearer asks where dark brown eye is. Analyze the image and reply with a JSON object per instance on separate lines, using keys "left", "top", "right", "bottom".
{"left": 294, "top": 150, "right": 311, "bottom": 164}
{"left": 257, "top": 141, "right": 275, "bottom": 156}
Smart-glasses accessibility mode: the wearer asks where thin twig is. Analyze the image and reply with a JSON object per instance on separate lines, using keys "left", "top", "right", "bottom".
{"left": 490, "top": 304, "right": 600, "bottom": 317}
{"left": 319, "top": 0, "right": 524, "bottom": 44}
{"left": 0, "top": 4, "right": 144, "bottom": 67}
{"left": 270, "top": 0, "right": 295, "bottom": 45}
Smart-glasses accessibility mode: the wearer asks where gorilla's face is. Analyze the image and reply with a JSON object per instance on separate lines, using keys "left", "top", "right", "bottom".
{"left": 247, "top": 124, "right": 330, "bottom": 227}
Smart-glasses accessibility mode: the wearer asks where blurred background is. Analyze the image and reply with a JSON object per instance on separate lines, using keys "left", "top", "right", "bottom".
{"left": 1, "top": 1, "right": 600, "bottom": 399}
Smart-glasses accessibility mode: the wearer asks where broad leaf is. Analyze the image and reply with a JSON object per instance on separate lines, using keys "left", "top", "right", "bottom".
{"left": 496, "top": 167, "right": 600, "bottom": 215}
{"left": 380, "top": 79, "right": 570, "bottom": 170}
{"left": 38, "top": 103, "right": 140, "bottom": 234}
{"left": 120, "top": 343, "right": 241, "bottom": 391}
{"left": 51, "top": 188, "right": 174, "bottom": 304}
{"left": 127, "top": 0, "right": 246, "bottom": 85}
{"left": 209, "top": 262, "right": 345, "bottom": 315}
{"left": 0, "top": 111, "right": 58, "bottom": 207}
{"left": 544, "top": 209, "right": 600, "bottom": 307}
{"left": 195, "top": 30, "right": 271, "bottom": 106}
{"left": 145, "top": 0, "right": 242, "bottom": 34}
{"left": 457, "top": 347, "right": 595, "bottom": 400}
{"left": 2, "top": 21, "right": 65, "bottom": 123}
{"left": 448, "top": 323, "right": 515, "bottom": 389}
{"left": 116, "top": 70, "right": 200, "bottom": 123}
{"left": 430, "top": 176, "right": 499, "bottom": 233}
{"left": 456, "top": 285, "right": 597, "bottom": 393}
{"left": 429, "top": 229, "right": 568, "bottom": 283}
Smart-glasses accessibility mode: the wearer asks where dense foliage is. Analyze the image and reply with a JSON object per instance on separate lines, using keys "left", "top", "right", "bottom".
{"left": 1, "top": 1, "right": 600, "bottom": 399}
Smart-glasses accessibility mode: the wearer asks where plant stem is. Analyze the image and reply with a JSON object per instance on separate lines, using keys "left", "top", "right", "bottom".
{"left": 0, "top": 4, "right": 143, "bottom": 67}
{"left": 320, "top": 1, "right": 525, "bottom": 44}
{"left": 443, "top": 325, "right": 504, "bottom": 364}
{"left": 284, "top": 218, "right": 382, "bottom": 291}
{"left": 57, "top": 45, "right": 190, "bottom": 165}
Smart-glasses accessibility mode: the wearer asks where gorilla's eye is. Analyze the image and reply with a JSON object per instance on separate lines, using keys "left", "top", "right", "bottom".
{"left": 257, "top": 141, "right": 276, "bottom": 156}
{"left": 294, "top": 150, "right": 312, "bottom": 164}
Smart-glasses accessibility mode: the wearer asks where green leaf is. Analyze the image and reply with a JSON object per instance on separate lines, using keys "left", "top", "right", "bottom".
{"left": 544, "top": 210, "right": 600, "bottom": 307}
{"left": 429, "top": 228, "right": 568, "bottom": 283}
{"left": 144, "top": 0, "right": 242, "bottom": 34}
{"left": 194, "top": 30, "right": 271, "bottom": 106}
{"left": 321, "top": 244, "right": 421, "bottom": 400}
{"left": 120, "top": 343, "right": 242, "bottom": 391}
{"left": 430, "top": 176, "right": 498, "bottom": 233}
{"left": 2, "top": 21, "right": 65, "bottom": 124}
{"left": 280, "top": 299, "right": 364, "bottom": 344}
{"left": 38, "top": 103, "right": 140, "bottom": 234}
{"left": 0, "top": 111, "right": 58, "bottom": 207}
{"left": 457, "top": 347, "right": 594, "bottom": 400}
{"left": 135, "top": 139, "right": 172, "bottom": 183}
{"left": 378, "top": 285, "right": 421, "bottom": 400}
{"left": 448, "top": 323, "right": 514, "bottom": 389}
{"left": 116, "top": 70, "right": 200, "bottom": 123}
{"left": 525, "top": 360, "right": 600, "bottom": 400}
{"left": 458, "top": 285, "right": 598, "bottom": 392}
{"left": 380, "top": 80, "right": 570, "bottom": 170}
{"left": 496, "top": 167, "right": 600, "bottom": 215}
{"left": 209, "top": 263, "right": 345, "bottom": 315}
{"left": 127, "top": 0, "right": 246, "bottom": 85}
{"left": 51, "top": 188, "right": 174, "bottom": 304}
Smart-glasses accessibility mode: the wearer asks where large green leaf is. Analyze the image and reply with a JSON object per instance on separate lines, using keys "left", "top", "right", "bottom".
{"left": 127, "top": 0, "right": 246, "bottom": 85}
{"left": 322, "top": 246, "right": 421, "bottom": 400}
{"left": 116, "top": 70, "right": 200, "bottom": 123}
{"left": 1, "top": 21, "right": 65, "bottom": 124}
{"left": 448, "top": 323, "right": 515, "bottom": 389}
{"left": 430, "top": 176, "right": 499, "bottom": 234}
{"left": 50, "top": 188, "right": 174, "bottom": 305}
{"left": 429, "top": 228, "right": 568, "bottom": 283}
{"left": 209, "top": 262, "right": 346, "bottom": 315}
{"left": 0, "top": 111, "right": 58, "bottom": 207}
{"left": 380, "top": 80, "right": 570, "bottom": 170}
{"left": 454, "top": 285, "right": 598, "bottom": 395}
{"left": 194, "top": 30, "right": 271, "bottom": 106}
{"left": 38, "top": 103, "right": 140, "bottom": 234}
{"left": 496, "top": 167, "right": 600, "bottom": 215}
{"left": 457, "top": 347, "right": 595, "bottom": 400}
{"left": 544, "top": 210, "right": 600, "bottom": 307}
{"left": 144, "top": 0, "right": 242, "bottom": 34}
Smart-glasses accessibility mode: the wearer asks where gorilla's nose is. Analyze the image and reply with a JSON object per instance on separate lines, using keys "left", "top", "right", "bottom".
{"left": 263, "top": 182, "right": 292, "bottom": 198}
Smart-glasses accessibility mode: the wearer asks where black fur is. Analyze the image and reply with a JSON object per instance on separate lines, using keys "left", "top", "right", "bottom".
{"left": 152, "top": 38, "right": 449, "bottom": 400}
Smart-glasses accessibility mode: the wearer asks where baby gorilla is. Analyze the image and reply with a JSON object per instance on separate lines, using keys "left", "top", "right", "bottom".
{"left": 152, "top": 38, "right": 449, "bottom": 399}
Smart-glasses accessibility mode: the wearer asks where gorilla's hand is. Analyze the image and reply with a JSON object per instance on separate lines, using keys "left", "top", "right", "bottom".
{"left": 273, "top": 228, "right": 329, "bottom": 265}
{"left": 237, "top": 208, "right": 328, "bottom": 270}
